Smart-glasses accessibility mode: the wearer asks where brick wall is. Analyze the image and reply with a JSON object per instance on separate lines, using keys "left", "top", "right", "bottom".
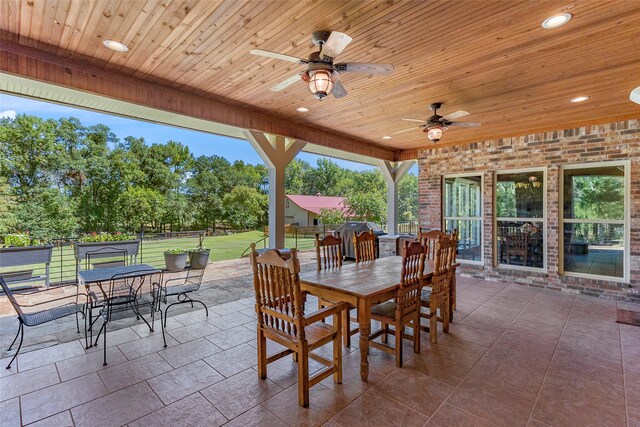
{"left": 418, "top": 119, "right": 640, "bottom": 301}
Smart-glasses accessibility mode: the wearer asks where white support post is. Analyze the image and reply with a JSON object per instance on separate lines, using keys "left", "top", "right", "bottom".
{"left": 378, "top": 160, "right": 417, "bottom": 236}
{"left": 244, "top": 130, "right": 306, "bottom": 249}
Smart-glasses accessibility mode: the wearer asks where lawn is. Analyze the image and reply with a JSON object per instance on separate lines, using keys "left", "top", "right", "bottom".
{"left": 1, "top": 230, "right": 317, "bottom": 287}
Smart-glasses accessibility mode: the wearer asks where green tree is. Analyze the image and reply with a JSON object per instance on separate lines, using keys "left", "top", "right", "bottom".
{"left": 318, "top": 208, "right": 346, "bottom": 225}
{"left": 285, "top": 158, "right": 312, "bottom": 194}
{"left": 0, "top": 114, "right": 60, "bottom": 199}
{"left": 344, "top": 191, "right": 387, "bottom": 223}
{"left": 120, "top": 186, "right": 164, "bottom": 232}
{"left": 0, "top": 176, "right": 16, "bottom": 233}
{"left": 304, "top": 158, "right": 344, "bottom": 196}
{"left": 14, "top": 188, "right": 78, "bottom": 240}
{"left": 187, "top": 155, "right": 228, "bottom": 230}
{"left": 222, "top": 186, "right": 268, "bottom": 230}
{"left": 398, "top": 173, "right": 418, "bottom": 222}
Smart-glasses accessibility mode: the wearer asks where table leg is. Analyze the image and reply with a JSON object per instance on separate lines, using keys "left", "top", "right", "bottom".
{"left": 357, "top": 298, "right": 371, "bottom": 382}
{"left": 85, "top": 292, "right": 91, "bottom": 349}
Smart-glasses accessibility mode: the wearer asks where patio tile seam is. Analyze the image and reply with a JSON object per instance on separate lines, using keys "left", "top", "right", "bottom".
{"left": 23, "top": 409, "right": 75, "bottom": 427}
{"left": 372, "top": 368, "right": 455, "bottom": 419}
{"left": 17, "top": 372, "right": 109, "bottom": 425}
{"left": 440, "top": 284, "right": 548, "bottom": 425}
{"left": 526, "top": 290, "right": 576, "bottom": 426}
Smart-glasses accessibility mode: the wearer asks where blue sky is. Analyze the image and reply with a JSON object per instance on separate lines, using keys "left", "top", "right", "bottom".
{"left": 0, "top": 93, "right": 416, "bottom": 174}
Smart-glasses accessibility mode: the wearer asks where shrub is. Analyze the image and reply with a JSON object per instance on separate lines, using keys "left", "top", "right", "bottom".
{"left": 165, "top": 248, "right": 187, "bottom": 254}
{"left": 2, "top": 233, "right": 36, "bottom": 247}
{"left": 78, "top": 232, "right": 136, "bottom": 243}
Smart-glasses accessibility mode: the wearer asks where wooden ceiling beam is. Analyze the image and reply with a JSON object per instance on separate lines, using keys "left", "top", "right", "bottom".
{"left": 0, "top": 39, "right": 398, "bottom": 162}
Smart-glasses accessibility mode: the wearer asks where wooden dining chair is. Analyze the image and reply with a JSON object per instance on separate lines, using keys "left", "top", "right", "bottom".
{"left": 368, "top": 240, "right": 425, "bottom": 367}
{"left": 418, "top": 228, "right": 447, "bottom": 260}
{"left": 315, "top": 233, "right": 358, "bottom": 347}
{"left": 419, "top": 227, "right": 459, "bottom": 320}
{"left": 353, "top": 230, "right": 376, "bottom": 262}
{"left": 249, "top": 243, "right": 347, "bottom": 407}
{"left": 420, "top": 235, "right": 456, "bottom": 343}
{"left": 505, "top": 229, "right": 529, "bottom": 266}
{"left": 315, "top": 233, "right": 343, "bottom": 271}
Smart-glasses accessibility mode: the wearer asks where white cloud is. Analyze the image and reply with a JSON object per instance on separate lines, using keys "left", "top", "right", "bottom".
{"left": 0, "top": 110, "right": 16, "bottom": 120}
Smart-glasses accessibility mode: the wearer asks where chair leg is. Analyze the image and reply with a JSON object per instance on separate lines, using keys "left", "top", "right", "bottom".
{"left": 161, "top": 309, "right": 168, "bottom": 348}
{"left": 382, "top": 322, "right": 388, "bottom": 343}
{"left": 414, "top": 313, "right": 421, "bottom": 354}
{"left": 297, "top": 345, "right": 310, "bottom": 407}
{"left": 5, "top": 322, "right": 23, "bottom": 369}
{"left": 443, "top": 296, "right": 450, "bottom": 334}
{"left": 103, "top": 318, "right": 108, "bottom": 366}
{"left": 342, "top": 310, "right": 351, "bottom": 347}
{"left": 430, "top": 300, "right": 438, "bottom": 344}
{"left": 7, "top": 322, "right": 21, "bottom": 351}
{"left": 395, "top": 323, "right": 403, "bottom": 368}
{"left": 333, "top": 312, "right": 343, "bottom": 384}
{"left": 257, "top": 329, "right": 267, "bottom": 380}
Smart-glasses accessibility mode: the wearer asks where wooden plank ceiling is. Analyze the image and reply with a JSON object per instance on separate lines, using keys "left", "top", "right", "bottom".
{"left": 1, "top": 0, "right": 639, "bottom": 156}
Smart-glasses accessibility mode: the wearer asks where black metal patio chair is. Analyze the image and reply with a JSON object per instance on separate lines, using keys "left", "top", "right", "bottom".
{"left": 1, "top": 277, "right": 84, "bottom": 369}
{"left": 90, "top": 269, "right": 162, "bottom": 365}
{"left": 156, "top": 266, "right": 208, "bottom": 347}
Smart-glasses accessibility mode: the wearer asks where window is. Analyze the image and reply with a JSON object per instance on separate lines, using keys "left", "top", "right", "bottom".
{"left": 495, "top": 169, "right": 546, "bottom": 270}
{"left": 443, "top": 174, "right": 483, "bottom": 263}
{"left": 560, "top": 162, "right": 629, "bottom": 281}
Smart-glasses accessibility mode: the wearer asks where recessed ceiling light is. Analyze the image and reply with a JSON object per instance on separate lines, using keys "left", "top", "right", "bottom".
{"left": 382, "top": 136, "right": 391, "bottom": 140}
{"left": 296, "top": 107, "right": 309, "bottom": 112}
{"left": 630, "top": 86, "right": 640, "bottom": 105}
{"left": 542, "top": 13, "right": 572, "bottom": 29}
{"left": 570, "top": 96, "right": 590, "bottom": 103}
{"left": 103, "top": 39, "right": 128, "bottom": 52}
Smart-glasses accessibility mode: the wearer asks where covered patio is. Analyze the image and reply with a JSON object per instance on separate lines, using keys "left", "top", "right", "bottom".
{"left": 1, "top": 257, "right": 638, "bottom": 426}
{"left": 1, "top": 1, "right": 639, "bottom": 426}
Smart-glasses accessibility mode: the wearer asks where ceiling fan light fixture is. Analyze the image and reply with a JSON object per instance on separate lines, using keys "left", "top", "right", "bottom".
{"left": 304, "top": 70, "right": 335, "bottom": 100}
{"left": 541, "top": 13, "right": 572, "bottom": 28}
{"left": 425, "top": 125, "right": 445, "bottom": 142}
{"left": 103, "top": 39, "right": 128, "bottom": 52}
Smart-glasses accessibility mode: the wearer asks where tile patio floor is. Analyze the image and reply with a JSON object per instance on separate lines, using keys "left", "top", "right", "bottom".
{"left": 1, "top": 274, "right": 639, "bottom": 426}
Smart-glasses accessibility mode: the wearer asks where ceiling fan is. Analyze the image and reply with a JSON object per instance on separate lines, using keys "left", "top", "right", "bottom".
{"left": 250, "top": 31, "right": 393, "bottom": 100}
{"left": 395, "top": 103, "right": 481, "bottom": 142}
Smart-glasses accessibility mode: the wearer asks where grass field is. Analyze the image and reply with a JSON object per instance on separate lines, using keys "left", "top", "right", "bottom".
{"left": 1, "top": 230, "right": 318, "bottom": 287}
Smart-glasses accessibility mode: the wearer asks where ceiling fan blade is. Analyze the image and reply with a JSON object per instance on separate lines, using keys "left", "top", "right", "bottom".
{"left": 401, "top": 118, "right": 426, "bottom": 123}
{"left": 269, "top": 74, "right": 301, "bottom": 91}
{"left": 334, "top": 62, "right": 394, "bottom": 74}
{"left": 394, "top": 126, "right": 422, "bottom": 135}
{"left": 320, "top": 31, "right": 352, "bottom": 60}
{"left": 332, "top": 80, "right": 348, "bottom": 98}
{"left": 442, "top": 110, "right": 470, "bottom": 120}
{"left": 448, "top": 121, "right": 481, "bottom": 127}
{"left": 250, "top": 49, "right": 306, "bottom": 64}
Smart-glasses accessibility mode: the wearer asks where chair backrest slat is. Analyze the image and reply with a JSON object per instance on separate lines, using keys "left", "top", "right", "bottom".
{"left": 250, "top": 244, "right": 304, "bottom": 340}
{"left": 419, "top": 227, "right": 459, "bottom": 260}
{"left": 315, "top": 233, "right": 343, "bottom": 271}
{"left": 431, "top": 235, "right": 456, "bottom": 294}
{"left": 353, "top": 230, "right": 376, "bottom": 263}
{"left": 397, "top": 241, "right": 426, "bottom": 314}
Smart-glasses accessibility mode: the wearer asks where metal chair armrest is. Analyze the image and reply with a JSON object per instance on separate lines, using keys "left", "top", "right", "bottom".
{"left": 304, "top": 302, "right": 348, "bottom": 326}
{"left": 10, "top": 284, "right": 78, "bottom": 296}
{"left": 162, "top": 276, "right": 188, "bottom": 285}
{"left": 14, "top": 292, "right": 80, "bottom": 308}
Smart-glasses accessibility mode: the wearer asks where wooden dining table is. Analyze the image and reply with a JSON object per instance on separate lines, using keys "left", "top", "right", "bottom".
{"left": 299, "top": 256, "right": 435, "bottom": 382}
